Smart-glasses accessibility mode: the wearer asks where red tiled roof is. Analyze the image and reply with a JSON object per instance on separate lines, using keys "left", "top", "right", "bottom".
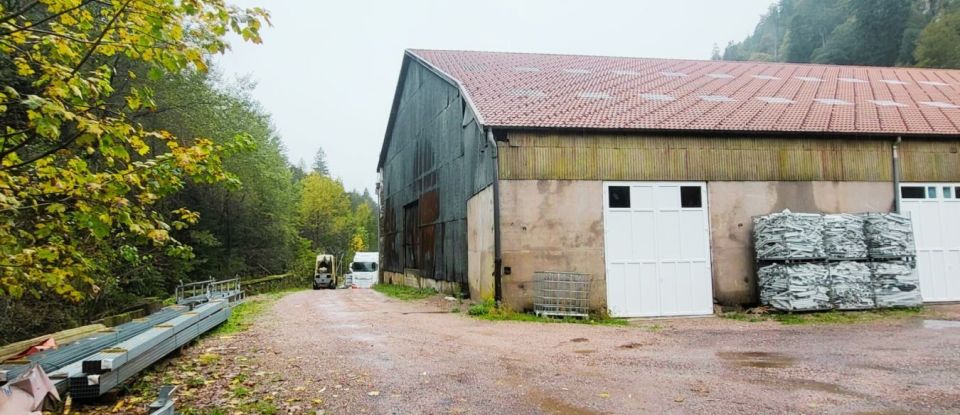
{"left": 408, "top": 49, "right": 960, "bottom": 136}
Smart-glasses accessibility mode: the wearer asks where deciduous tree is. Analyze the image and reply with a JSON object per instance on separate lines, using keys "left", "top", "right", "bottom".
{"left": 0, "top": 0, "right": 269, "bottom": 299}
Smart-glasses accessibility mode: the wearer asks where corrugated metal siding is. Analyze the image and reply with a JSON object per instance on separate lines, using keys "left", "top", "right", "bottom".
{"left": 500, "top": 133, "right": 959, "bottom": 182}
{"left": 380, "top": 60, "right": 495, "bottom": 285}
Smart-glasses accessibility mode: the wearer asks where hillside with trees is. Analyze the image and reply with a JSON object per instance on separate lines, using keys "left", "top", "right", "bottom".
{"left": 722, "top": 0, "right": 960, "bottom": 68}
{"left": 0, "top": 0, "right": 377, "bottom": 343}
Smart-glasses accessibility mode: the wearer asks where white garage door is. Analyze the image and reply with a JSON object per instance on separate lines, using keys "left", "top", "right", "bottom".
{"left": 900, "top": 183, "right": 960, "bottom": 302}
{"left": 603, "top": 182, "right": 713, "bottom": 317}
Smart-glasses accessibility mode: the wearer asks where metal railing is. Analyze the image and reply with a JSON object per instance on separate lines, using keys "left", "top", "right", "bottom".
{"left": 175, "top": 278, "right": 244, "bottom": 306}
{"left": 174, "top": 278, "right": 214, "bottom": 304}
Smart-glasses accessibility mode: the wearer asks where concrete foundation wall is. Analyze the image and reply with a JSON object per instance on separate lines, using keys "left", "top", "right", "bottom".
{"left": 707, "top": 181, "right": 895, "bottom": 305}
{"left": 498, "top": 180, "right": 606, "bottom": 312}
{"left": 466, "top": 186, "right": 495, "bottom": 301}
{"left": 382, "top": 270, "right": 461, "bottom": 296}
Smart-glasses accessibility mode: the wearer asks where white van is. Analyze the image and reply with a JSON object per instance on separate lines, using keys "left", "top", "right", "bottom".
{"left": 347, "top": 252, "right": 378, "bottom": 288}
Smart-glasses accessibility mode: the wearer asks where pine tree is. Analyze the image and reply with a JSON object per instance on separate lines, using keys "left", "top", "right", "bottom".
{"left": 312, "top": 148, "right": 330, "bottom": 176}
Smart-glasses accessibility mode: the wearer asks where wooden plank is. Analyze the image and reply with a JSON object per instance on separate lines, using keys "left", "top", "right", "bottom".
{"left": 0, "top": 324, "right": 106, "bottom": 362}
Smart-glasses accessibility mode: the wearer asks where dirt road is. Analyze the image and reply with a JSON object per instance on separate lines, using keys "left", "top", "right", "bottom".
{"left": 243, "top": 289, "right": 960, "bottom": 414}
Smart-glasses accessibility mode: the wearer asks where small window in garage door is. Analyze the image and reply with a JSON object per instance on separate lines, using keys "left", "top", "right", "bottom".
{"left": 901, "top": 186, "right": 927, "bottom": 199}
{"left": 608, "top": 186, "right": 631, "bottom": 208}
{"left": 680, "top": 186, "right": 702, "bottom": 208}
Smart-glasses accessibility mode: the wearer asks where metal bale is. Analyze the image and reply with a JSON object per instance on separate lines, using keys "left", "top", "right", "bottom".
{"left": 758, "top": 263, "right": 831, "bottom": 311}
{"left": 754, "top": 210, "right": 825, "bottom": 260}
{"left": 828, "top": 261, "right": 875, "bottom": 310}
{"left": 870, "top": 261, "right": 922, "bottom": 308}
{"left": 864, "top": 213, "right": 917, "bottom": 258}
{"left": 823, "top": 214, "right": 868, "bottom": 259}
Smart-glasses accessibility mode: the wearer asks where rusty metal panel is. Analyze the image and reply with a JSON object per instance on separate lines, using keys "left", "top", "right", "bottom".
{"left": 379, "top": 60, "right": 495, "bottom": 285}
{"left": 499, "top": 132, "right": 909, "bottom": 182}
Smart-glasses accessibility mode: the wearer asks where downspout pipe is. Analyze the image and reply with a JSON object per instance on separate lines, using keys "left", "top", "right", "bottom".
{"left": 486, "top": 129, "right": 503, "bottom": 303}
{"left": 893, "top": 136, "right": 902, "bottom": 214}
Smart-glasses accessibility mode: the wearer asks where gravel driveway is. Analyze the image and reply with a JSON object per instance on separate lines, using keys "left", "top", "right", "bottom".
{"left": 245, "top": 289, "right": 960, "bottom": 414}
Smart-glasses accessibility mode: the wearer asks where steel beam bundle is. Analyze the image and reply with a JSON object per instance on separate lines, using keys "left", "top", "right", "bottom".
{"left": 81, "top": 302, "right": 224, "bottom": 374}
{"left": 0, "top": 306, "right": 185, "bottom": 385}
{"left": 69, "top": 301, "right": 231, "bottom": 399}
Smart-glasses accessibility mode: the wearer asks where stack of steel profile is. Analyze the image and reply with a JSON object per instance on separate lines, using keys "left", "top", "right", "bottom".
{"left": 823, "top": 214, "right": 868, "bottom": 259}
{"left": 1, "top": 278, "right": 241, "bottom": 400}
{"left": 828, "top": 261, "right": 875, "bottom": 310}
{"left": 754, "top": 210, "right": 825, "bottom": 260}
{"left": 69, "top": 300, "right": 232, "bottom": 399}
{"left": 758, "top": 263, "right": 831, "bottom": 311}
{"left": 0, "top": 306, "right": 185, "bottom": 387}
{"left": 870, "top": 261, "right": 922, "bottom": 308}
{"left": 864, "top": 213, "right": 916, "bottom": 258}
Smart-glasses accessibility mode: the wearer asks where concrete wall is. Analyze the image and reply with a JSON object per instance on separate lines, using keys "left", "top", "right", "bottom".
{"left": 707, "top": 181, "right": 895, "bottom": 305}
{"left": 466, "top": 186, "right": 495, "bottom": 301}
{"left": 495, "top": 179, "right": 896, "bottom": 311}
{"left": 498, "top": 180, "right": 606, "bottom": 312}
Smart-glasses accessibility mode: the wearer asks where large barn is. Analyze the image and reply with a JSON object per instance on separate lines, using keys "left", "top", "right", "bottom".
{"left": 377, "top": 49, "right": 960, "bottom": 317}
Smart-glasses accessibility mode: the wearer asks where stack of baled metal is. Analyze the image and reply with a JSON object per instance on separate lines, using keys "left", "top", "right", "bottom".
{"left": 758, "top": 263, "right": 831, "bottom": 311}
{"left": 828, "top": 261, "right": 875, "bottom": 310}
{"left": 754, "top": 210, "right": 825, "bottom": 260}
{"left": 870, "top": 261, "right": 921, "bottom": 308}
{"left": 823, "top": 214, "right": 868, "bottom": 259}
{"left": 755, "top": 210, "right": 920, "bottom": 311}
{"left": 864, "top": 213, "right": 920, "bottom": 308}
{"left": 864, "top": 213, "right": 916, "bottom": 258}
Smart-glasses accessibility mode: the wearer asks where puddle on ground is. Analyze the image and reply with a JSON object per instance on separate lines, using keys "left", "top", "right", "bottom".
{"left": 530, "top": 391, "right": 601, "bottom": 415}
{"left": 783, "top": 378, "right": 864, "bottom": 397}
{"left": 717, "top": 351, "right": 795, "bottom": 368}
{"left": 570, "top": 337, "right": 589, "bottom": 343}
{"left": 619, "top": 342, "right": 645, "bottom": 349}
{"left": 921, "top": 319, "right": 960, "bottom": 330}
{"left": 573, "top": 349, "right": 596, "bottom": 355}
{"left": 746, "top": 377, "right": 870, "bottom": 399}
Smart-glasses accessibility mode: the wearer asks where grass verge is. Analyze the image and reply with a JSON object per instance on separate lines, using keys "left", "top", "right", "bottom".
{"left": 373, "top": 283, "right": 438, "bottom": 301}
{"left": 213, "top": 289, "right": 303, "bottom": 335}
{"left": 721, "top": 307, "right": 924, "bottom": 325}
{"left": 468, "top": 300, "right": 629, "bottom": 326}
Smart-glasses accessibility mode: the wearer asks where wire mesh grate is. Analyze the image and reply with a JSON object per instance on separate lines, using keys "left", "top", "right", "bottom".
{"left": 534, "top": 271, "right": 590, "bottom": 318}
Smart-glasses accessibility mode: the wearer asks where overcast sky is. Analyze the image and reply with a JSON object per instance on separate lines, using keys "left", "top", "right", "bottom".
{"left": 216, "top": 0, "right": 776, "bottom": 192}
